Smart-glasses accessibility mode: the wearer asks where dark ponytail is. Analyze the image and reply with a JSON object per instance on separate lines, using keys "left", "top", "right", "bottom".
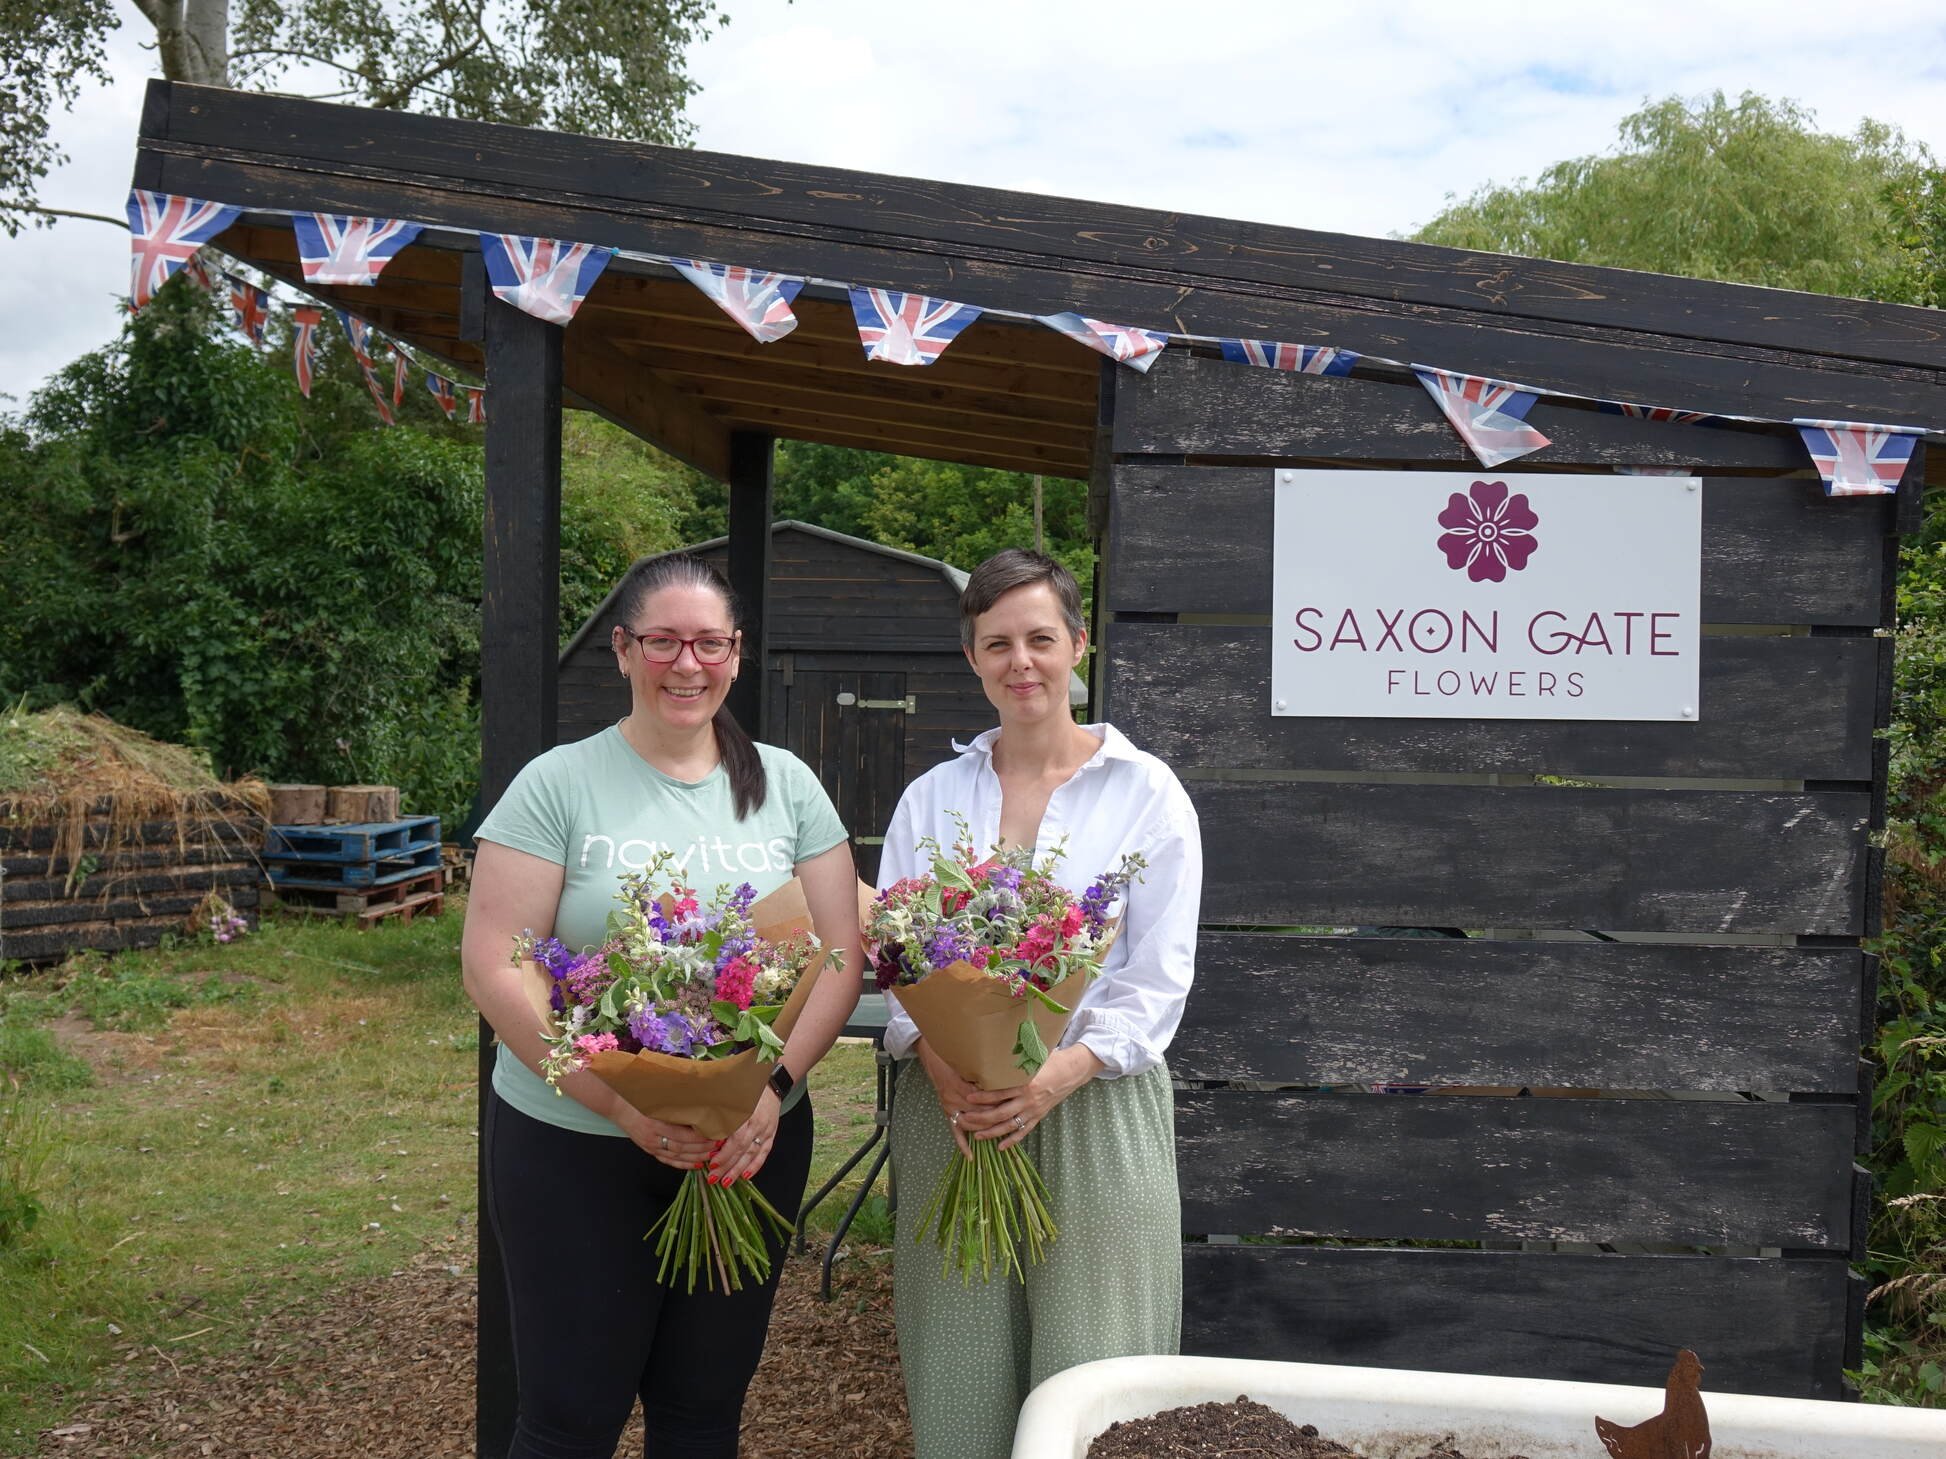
{"left": 612, "top": 553, "right": 768, "bottom": 820}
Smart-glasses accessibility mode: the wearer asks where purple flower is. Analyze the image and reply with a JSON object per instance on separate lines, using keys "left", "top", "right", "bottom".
{"left": 1436, "top": 480, "right": 1539, "bottom": 583}
{"left": 532, "top": 936, "right": 576, "bottom": 978}
{"left": 714, "top": 933, "right": 756, "bottom": 970}
{"left": 925, "top": 928, "right": 973, "bottom": 969}
{"left": 729, "top": 883, "right": 758, "bottom": 916}
{"left": 986, "top": 864, "right": 1023, "bottom": 892}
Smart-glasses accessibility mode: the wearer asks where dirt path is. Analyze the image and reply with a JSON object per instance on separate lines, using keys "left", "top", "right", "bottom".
{"left": 38, "top": 1238, "right": 910, "bottom": 1458}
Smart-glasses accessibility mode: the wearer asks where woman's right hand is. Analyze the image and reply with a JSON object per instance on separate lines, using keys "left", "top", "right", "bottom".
{"left": 916, "top": 1037, "right": 986, "bottom": 1158}
{"left": 613, "top": 1104, "right": 716, "bottom": 1171}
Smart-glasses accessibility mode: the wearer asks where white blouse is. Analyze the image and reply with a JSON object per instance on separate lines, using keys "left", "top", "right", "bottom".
{"left": 876, "top": 722, "right": 1203, "bottom": 1079}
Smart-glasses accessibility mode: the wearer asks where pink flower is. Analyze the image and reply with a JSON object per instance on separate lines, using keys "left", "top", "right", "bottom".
{"left": 573, "top": 1032, "right": 620, "bottom": 1058}
{"left": 714, "top": 956, "right": 758, "bottom": 1010}
{"left": 1059, "top": 905, "right": 1084, "bottom": 938}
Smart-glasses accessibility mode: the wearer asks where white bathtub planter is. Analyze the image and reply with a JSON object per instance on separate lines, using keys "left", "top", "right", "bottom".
{"left": 1010, "top": 1354, "right": 1946, "bottom": 1459}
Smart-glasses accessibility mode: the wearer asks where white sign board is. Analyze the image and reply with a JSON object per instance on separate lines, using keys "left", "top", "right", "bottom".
{"left": 1270, "top": 469, "right": 1701, "bottom": 721}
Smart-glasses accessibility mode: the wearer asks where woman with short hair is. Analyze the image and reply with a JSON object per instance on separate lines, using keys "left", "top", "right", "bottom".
{"left": 876, "top": 547, "right": 1204, "bottom": 1459}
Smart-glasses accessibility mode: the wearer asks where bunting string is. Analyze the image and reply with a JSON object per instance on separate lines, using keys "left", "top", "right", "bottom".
{"left": 120, "top": 189, "right": 1938, "bottom": 486}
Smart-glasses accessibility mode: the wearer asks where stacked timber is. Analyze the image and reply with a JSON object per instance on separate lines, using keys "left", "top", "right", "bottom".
{"left": 0, "top": 710, "right": 269, "bottom": 965}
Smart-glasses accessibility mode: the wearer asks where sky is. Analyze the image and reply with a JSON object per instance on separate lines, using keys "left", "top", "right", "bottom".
{"left": 6, "top": 0, "right": 1946, "bottom": 410}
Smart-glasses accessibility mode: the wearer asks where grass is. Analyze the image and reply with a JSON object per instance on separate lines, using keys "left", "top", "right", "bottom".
{"left": 0, "top": 898, "right": 886, "bottom": 1452}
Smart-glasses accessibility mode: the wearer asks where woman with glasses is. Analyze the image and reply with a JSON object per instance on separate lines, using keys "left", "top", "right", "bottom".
{"left": 461, "top": 553, "right": 863, "bottom": 1459}
{"left": 876, "top": 548, "right": 1204, "bottom": 1459}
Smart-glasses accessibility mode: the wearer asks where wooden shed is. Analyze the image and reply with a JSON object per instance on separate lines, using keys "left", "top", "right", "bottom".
{"left": 130, "top": 79, "right": 1942, "bottom": 1450}
{"left": 557, "top": 521, "right": 1036, "bottom": 879}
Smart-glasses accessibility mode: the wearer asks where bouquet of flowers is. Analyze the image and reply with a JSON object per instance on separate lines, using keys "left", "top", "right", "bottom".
{"left": 514, "top": 850, "right": 835, "bottom": 1293}
{"left": 866, "top": 828, "right": 1143, "bottom": 1282}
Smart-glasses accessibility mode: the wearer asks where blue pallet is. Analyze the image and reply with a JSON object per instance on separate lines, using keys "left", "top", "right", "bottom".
{"left": 265, "top": 816, "right": 440, "bottom": 864}
{"left": 267, "top": 839, "right": 442, "bottom": 890}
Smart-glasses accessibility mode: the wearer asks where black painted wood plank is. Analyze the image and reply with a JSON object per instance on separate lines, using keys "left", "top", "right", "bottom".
{"left": 138, "top": 143, "right": 1946, "bottom": 426}
{"left": 1176, "top": 935, "right": 1864, "bottom": 1092}
{"left": 1106, "top": 464, "right": 1892, "bottom": 625}
{"left": 476, "top": 289, "right": 560, "bottom": 1459}
{"left": 1187, "top": 782, "right": 1867, "bottom": 934}
{"left": 1111, "top": 625, "right": 1876, "bottom": 780}
{"left": 1113, "top": 352, "right": 1807, "bottom": 466}
{"left": 3, "top": 863, "right": 260, "bottom": 904}
{"left": 725, "top": 432, "right": 774, "bottom": 738}
{"left": 144, "top": 83, "right": 1946, "bottom": 375}
{"left": 1181, "top": 1246, "right": 1851, "bottom": 1400}
{"left": 1176, "top": 1092, "right": 1854, "bottom": 1248}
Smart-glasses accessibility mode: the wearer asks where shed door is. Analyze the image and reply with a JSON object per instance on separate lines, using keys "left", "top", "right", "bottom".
{"left": 778, "top": 667, "right": 908, "bottom": 882}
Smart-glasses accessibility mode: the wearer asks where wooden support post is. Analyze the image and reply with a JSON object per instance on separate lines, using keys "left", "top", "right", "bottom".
{"left": 475, "top": 290, "right": 562, "bottom": 1459}
{"left": 725, "top": 432, "right": 774, "bottom": 739}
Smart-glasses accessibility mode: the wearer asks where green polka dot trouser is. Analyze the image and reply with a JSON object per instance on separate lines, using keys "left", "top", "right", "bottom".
{"left": 889, "top": 1058, "right": 1181, "bottom": 1459}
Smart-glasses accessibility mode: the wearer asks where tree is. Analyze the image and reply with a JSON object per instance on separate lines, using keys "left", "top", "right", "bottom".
{"left": 1412, "top": 92, "right": 1930, "bottom": 301}
{"left": 0, "top": 0, "right": 723, "bottom": 235}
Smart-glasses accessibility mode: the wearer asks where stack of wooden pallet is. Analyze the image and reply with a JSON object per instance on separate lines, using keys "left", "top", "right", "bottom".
{"left": 262, "top": 813, "right": 445, "bottom": 927}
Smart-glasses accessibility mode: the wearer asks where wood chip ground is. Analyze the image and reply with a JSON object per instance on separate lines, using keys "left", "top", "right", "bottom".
{"left": 37, "top": 1239, "right": 909, "bottom": 1458}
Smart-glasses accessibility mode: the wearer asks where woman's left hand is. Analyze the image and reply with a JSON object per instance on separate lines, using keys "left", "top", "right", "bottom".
{"left": 960, "top": 1045, "right": 1105, "bottom": 1150}
{"left": 711, "top": 1087, "right": 781, "bottom": 1185}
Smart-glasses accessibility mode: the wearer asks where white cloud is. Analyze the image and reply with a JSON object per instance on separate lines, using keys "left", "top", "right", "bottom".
{"left": 4, "top": 0, "right": 1944, "bottom": 408}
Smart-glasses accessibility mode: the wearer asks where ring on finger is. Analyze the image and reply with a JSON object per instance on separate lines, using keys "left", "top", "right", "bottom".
{"left": 1011, "top": 1114, "right": 1025, "bottom": 1130}
{"left": 950, "top": 1111, "right": 961, "bottom": 1127}
{"left": 659, "top": 1135, "right": 669, "bottom": 1150}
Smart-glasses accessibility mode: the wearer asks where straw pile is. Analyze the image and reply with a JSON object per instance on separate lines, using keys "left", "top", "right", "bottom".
{"left": 0, "top": 705, "right": 270, "bottom": 959}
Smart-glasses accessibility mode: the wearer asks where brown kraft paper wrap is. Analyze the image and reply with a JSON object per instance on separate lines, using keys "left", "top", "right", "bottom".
{"left": 889, "top": 919, "right": 1122, "bottom": 1091}
{"left": 520, "top": 877, "right": 872, "bottom": 1140}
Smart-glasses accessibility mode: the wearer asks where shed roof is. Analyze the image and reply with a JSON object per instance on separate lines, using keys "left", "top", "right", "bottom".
{"left": 558, "top": 519, "right": 967, "bottom": 663}
{"left": 135, "top": 81, "right": 1946, "bottom": 483}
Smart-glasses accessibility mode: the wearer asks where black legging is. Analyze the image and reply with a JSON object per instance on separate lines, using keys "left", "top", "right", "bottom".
{"left": 484, "top": 1089, "right": 815, "bottom": 1459}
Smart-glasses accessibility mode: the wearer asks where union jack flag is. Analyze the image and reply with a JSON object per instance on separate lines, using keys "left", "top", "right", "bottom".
{"left": 1217, "top": 339, "right": 1356, "bottom": 375}
{"left": 847, "top": 287, "right": 982, "bottom": 366}
{"left": 1037, "top": 312, "right": 1169, "bottom": 372}
{"left": 479, "top": 234, "right": 612, "bottom": 326}
{"left": 669, "top": 259, "right": 805, "bottom": 344}
{"left": 291, "top": 307, "right": 323, "bottom": 398}
{"left": 291, "top": 214, "right": 424, "bottom": 286}
{"left": 359, "top": 362, "right": 396, "bottom": 426}
{"left": 1413, "top": 366, "right": 1551, "bottom": 468}
{"left": 225, "top": 274, "right": 271, "bottom": 347}
{"left": 391, "top": 347, "right": 410, "bottom": 408}
{"left": 1793, "top": 419, "right": 1923, "bottom": 497}
{"left": 465, "top": 387, "right": 487, "bottom": 426}
{"left": 426, "top": 372, "right": 458, "bottom": 420}
{"left": 180, "top": 250, "right": 219, "bottom": 295}
{"left": 125, "top": 190, "right": 240, "bottom": 310}
{"left": 338, "top": 311, "right": 376, "bottom": 368}
{"left": 1599, "top": 400, "right": 1714, "bottom": 425}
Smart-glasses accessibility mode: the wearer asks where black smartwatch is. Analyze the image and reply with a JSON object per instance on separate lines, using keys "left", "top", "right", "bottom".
{"left": 767, "top": 1063, "right": 796, "bottom": 1102}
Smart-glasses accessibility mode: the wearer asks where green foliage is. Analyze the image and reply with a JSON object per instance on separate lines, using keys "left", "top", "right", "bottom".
{"left": 558, "top": 414, "right": 699, "bottom": 641}
{"left": 0, "top": 285, "right": 488, "bottom": 826}
{"left": 54, "top": 958, "right": 254, "bottom": 1034}
{"left": 0, "top": 1076, "right": 52, "bottom": 1251}
{"left": 1, "top": 0, "right": 720, "bottom": 233}
{"left": 1413, "top": 92, "right": 1930, "bottom": 300}
{"left": 229, "top": 0, "right": 723, "bottom": 141}
{"left": 0, "top": 1019, "right": 92, "bottom": 1093}
{"left": 769, "top": 442, "right": 1095, "bottom": 599}
{"left": 0, "top": 0, "right": 117, "bottom": 235}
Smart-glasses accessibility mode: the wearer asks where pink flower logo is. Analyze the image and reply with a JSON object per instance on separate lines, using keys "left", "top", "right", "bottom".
{"left": 1437, "top": 480, "right": 1539, "bottom": 583}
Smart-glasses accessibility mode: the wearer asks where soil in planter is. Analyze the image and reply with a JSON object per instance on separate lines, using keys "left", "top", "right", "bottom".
{"left": 1085, "top": 1396, "right": 1527, "bottom": 1459}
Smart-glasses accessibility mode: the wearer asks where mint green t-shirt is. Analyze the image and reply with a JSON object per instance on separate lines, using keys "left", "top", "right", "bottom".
{"left": 475, "top": 726, "right": 848, "bottom": 1136}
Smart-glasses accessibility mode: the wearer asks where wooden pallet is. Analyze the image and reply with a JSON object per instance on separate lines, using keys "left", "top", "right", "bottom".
{"left": 266, "top": 839, "right": 440, "bottom": 889}
{"left": 265, "top": 867, "right": 446, "bottom": 926}
{"left": 264, "top": 816, "right": 439, "bottom": 863}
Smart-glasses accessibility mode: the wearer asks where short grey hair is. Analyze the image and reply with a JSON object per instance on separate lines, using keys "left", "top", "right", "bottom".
{"left": 958, "top": 549, "right": 1085, "bottom": 650}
